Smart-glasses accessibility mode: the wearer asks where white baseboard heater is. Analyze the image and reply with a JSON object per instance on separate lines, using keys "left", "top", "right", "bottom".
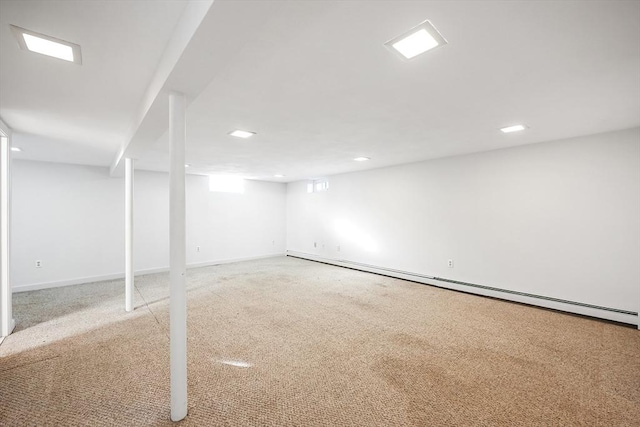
{"left": 286, "top": 251, "right": 638, "bottom": 326}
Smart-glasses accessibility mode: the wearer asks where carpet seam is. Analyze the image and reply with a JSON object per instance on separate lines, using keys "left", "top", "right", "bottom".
{"left": 135, "top": 284, "right": 169, "bottom": 340}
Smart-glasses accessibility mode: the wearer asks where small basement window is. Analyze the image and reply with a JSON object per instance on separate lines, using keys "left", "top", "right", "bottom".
{"left": 307, "top": 179, "right": 329, "bottom": 193}
{"left": 209, "top": 175, "right": 244, "bottom": 194}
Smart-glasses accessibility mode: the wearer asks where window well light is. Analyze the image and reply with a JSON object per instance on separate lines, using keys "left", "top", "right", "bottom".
{"left": 10, "top": 147, "right": 22, "bottom": 152}
{"left": 385, "top": 20, "right": 447, "bottom": 60}
{"left": 354, "top": 157, "right": 370, "bottom": 162}
{"left": 209, "top": 175, "right": 245, "bottom": 194}
{"left": 500, "top": 124, "right": 527, "bottom": 133}
{"left": 229, "top": 130, "right": 255, "bottom": 138}
{"left": 11, "top": 25, "right": 82, "bottom": 64}
{"left": 307, "top": 179, "right": 329, "bottom": 193}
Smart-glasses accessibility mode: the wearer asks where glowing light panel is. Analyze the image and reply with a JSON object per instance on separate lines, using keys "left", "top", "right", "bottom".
{"left": 229, "top": 130, "right": 255, "bottom": 138}
{"left": 385, "top": 20, "right": 447, "bottom": 61}
{"left": 23, "top": 33, "right": 74, "bottom": 62}
{"left": 500, "top": 124, "right": 526, "bottom": 133}
{"left": 392, "top": 29, "right": 439, "bottom": 59}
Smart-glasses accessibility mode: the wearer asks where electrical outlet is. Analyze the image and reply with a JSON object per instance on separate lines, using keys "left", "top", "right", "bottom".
{"left": 196, "top": 246, "right": 200, "bottom": 252}
{"left": 35, "top": 260, "right": 42, "bottom": 268}
{"left": 447, "top": 259, "right": 454, "bottom": 268}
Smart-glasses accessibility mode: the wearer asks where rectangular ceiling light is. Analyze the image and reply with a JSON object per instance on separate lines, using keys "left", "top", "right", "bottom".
{"left": 10, "top": 25, "right": 82, "bottom": 64}
{"left": 385, "top": 20, "right": 447, "bottom": 60}
{"left": 229, "top": 130, "right": 255, "bottom": 138}
{"left": 500, "top": 124, "right": 527, "bottom": 133}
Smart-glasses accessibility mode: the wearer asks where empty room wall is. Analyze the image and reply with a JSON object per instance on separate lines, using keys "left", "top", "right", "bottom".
{"left": 11, "top": 160, "right": 286, "bottom": 291}
{"left": 286, "top": 128, "right": 640, "bottom": 320}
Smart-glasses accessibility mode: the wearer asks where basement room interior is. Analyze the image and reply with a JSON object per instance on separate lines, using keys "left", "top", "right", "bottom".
{"left": 0, "top": 1, "right": 639, "bottom": 426}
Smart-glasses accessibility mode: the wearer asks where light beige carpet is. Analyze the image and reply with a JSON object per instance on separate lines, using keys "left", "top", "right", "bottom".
{"left": 1, "top": 256, "right": 638, "bottom": 426}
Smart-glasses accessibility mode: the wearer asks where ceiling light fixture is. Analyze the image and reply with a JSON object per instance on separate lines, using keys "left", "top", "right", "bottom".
{"left": 385, "top": 20, "right": 447, "bottom": 60}
{"left": 500, "top": 124, "right": 527, "bottom": 133}
{"left": 274, "top": 174, "right": 285, "bottom": 178}
{"left": 229, "top": 130, "right": 255, "bottom": 138}
{"left": 10, "top": 147, "right": 22, "bottom": 152}
{"left": 354, "top": 157, "right": 370, "bottom": 162}
{"left": 10, "top": 25, "right": 82, "bottom": 64}
{"left": 185, "top": 164, "right": 191, "bottom": 167}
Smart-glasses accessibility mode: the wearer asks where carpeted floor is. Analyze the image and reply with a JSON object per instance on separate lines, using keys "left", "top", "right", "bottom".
{"left": 0, "top": 256, "right": 638, "bottom": 426}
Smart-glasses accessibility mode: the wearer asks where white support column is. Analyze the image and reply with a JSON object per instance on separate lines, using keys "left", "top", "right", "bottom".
{"left": 0, "top": 134, "right": 14, "bottom": 338}
{"left": 125, "top": 158, "right": 134, "bottom": 312}
{"left": 169, "top": 92, "right": 187, "bottom": 421}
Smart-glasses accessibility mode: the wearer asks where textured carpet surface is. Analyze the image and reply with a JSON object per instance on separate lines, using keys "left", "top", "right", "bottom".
{"left": 1, "top": 256, "right": 638, "bottom": 426}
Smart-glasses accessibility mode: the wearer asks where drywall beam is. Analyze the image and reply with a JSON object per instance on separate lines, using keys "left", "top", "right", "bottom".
{"left": 110, "top": 0, "right": 214, "bottom": 177}
{"left": 0, "top": 119, "right": 15, "bottom": 338}
{"left": 169, "top": 92, "right": 187, "bottom": 421}
{"left": 125, "top": 158, "right": 134, "bottom": 312}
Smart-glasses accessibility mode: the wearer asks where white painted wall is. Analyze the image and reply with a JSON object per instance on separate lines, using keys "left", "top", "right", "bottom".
{"left": 11, "top": 160, "right": 286, "bottom": 290}
{"left": 287, "top": 128, "right": 640, "bottom": 314}
{"left": 0, "top": 118, "right": 14, "bottom": 336}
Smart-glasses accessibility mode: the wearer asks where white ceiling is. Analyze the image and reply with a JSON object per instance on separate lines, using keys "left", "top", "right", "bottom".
{"left": 0, "top": 0, "right": 188, "bottom": 165}
{"left": 2, "top": 0, "right": 639, "bottom": 182}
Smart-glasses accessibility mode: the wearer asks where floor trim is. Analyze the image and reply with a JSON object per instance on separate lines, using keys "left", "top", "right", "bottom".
{"left": 287, "top": 251, "right": 638, "bottom": 326}
{"left": 12, "top": 253, "right": 285, "bottom": 293}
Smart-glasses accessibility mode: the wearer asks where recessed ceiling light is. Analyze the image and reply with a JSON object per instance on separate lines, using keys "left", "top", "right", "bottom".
{"left": 229, "top": 130, "right": 255, "bottom": 138}
{"left": 274, "top": 174, "right": 285, "bottom": 178}
{"left": 500, "top": 124, "right": 527, "bottom": 133}
{"left": 10, "top": 25, "right": 82, "bottom": 64}
{"left": 10, "top": 147, "right": 22, "bottom": 152}
{"left": 185, "top": 164, "right": 191, "bottom": 167}
{"left": 354, "top": 157, "right": 370, "bottom": 162}
{"left": 385, "top": 20, "right": 447, "bottom": 60}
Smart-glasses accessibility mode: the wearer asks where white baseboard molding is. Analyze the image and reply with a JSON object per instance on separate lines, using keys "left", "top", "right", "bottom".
{"left": 13, "top": 272, "right": 126, "bottom": 293}
{"left": 12, "top": 253, "right": 285, "bottom": 294}
{"left": 286, "top": 250, "right": 638, "bottom": 326}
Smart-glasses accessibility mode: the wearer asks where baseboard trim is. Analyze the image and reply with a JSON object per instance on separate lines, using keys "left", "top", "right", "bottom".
{"left": 286, "top": 251, "right": 638, "bottom": 326}
{"left": 12, "top": 253, "right": 285, "bottom": 293}
{"left": 13, "top": 272, "right": 126, "bottom": 293}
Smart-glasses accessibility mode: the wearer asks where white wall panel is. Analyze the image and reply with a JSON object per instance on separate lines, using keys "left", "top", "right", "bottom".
{"left": 287, "top": 128, "right": 640, "bottom": 315}
{"left": 11, "top": 161, "right": 286, "bottom": 290}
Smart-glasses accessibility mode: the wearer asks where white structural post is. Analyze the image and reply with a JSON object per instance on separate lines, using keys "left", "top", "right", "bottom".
{"left": 169, "top": 91, "right": 187, "bottom": 421}
{"left": 125, "top": 158, "right": 134, "bottom": 312}
{"left": 0, "top": 134, "right": 13, "bottom": 338}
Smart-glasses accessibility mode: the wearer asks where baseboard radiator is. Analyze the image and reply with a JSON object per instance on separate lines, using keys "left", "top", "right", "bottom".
{"left": 286, "top": 251, "right": 638, "bottom": 326}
